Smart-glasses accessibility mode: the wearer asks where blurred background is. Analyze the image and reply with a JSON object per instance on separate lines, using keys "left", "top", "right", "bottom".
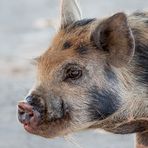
{"left": 0, "top": 0, "right": 148, "bottom": 148}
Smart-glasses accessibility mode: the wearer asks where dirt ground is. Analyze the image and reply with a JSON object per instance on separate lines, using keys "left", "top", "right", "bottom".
{"left": 0, "top": 0, "right": 148, "bottom": 148}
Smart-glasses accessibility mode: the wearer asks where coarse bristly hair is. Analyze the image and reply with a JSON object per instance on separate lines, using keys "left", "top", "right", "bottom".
{"left": 18, "top": 1, "right": 148, "bottom": 148}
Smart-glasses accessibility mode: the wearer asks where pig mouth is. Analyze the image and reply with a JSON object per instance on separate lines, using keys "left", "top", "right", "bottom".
{"left": 18, "top": 102, "right": 42, "bottom": 134}
{"left": 18, "top": 101, "right": 70, "bottom": 137}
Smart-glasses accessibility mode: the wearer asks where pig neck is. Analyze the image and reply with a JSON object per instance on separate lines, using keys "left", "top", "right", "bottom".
{"left": 117, "top": 29, "right": 148, "bottom": 120}
{"left": 92, "top": 27, "right": 148, "bottom": 130}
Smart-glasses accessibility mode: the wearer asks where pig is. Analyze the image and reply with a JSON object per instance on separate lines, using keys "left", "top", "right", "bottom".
{"left": 17, "top": 0, "right": 148, "bottom": 147}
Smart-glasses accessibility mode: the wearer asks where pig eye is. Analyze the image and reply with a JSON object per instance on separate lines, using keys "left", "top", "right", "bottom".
{"left": 63, "top": 41, "right": 72, "bottom": 49}
{"left": 64, "top": 66, "right": 82, "bottom": 81}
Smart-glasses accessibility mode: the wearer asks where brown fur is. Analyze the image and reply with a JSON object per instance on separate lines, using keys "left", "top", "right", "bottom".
{"left": 18, "top": 2, "right": 148, "bottom": 147}
{"left": 36, "top": 12, "right": 148, "bottom": 146}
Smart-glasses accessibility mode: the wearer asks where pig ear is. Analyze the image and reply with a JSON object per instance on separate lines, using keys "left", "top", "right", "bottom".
{"left": 60, "top": 0, "right": 82, "bottom": 28}
{"left": 92, "top": 13, "right": 135, "bottom": 68}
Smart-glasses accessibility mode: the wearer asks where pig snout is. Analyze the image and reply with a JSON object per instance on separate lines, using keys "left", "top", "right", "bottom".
{"left": 17, "top": 93, "right": 69, "bottom": 132}
{"left": 18, "top": 101, "right": 41, "bottom": 127}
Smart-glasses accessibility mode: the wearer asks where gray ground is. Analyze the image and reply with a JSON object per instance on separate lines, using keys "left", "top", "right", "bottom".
{"left": 0, "top": 0, "right": 148, "bottom": 148}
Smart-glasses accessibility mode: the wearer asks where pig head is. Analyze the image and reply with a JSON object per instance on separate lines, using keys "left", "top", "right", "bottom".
{"left": 18, "top": 0, "right": 148, "bottom": 140}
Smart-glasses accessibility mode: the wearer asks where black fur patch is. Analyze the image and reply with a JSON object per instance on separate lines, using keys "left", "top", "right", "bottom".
{"left": 68, "top": 18, "right": 95, "bottom": 29}
{"left": 76, "top": 45, "right": 88, "bottom": 54}
{"left": 88, "top": 86, "right": 120, "bottom": 121}
{"left": 104, "top": 64, "right": 117, "bottom": 82}
{"left": 134, "top": 41, "right": 148, "bottom": 86}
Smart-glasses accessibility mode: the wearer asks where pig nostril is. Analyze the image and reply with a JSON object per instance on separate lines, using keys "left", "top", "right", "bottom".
{"left": 28, "top": 112, "right": 34, "bottom": 117}
{"left": 26, "top": 96, "right": 33, "bottom": 104}
{"left": 18, "top": 104, "right": 24, "bottom": 110}
{"left": 24, "top": 123, "right": 28, "bottom": 126}
{"left": 18, "top": 110, "right": 25, "bottom": 115}
{"left": 18, "top": 106, "right": 25, "bottom": 115}
{"left": 18, "top": 102, "right": 42, "bottom": 125}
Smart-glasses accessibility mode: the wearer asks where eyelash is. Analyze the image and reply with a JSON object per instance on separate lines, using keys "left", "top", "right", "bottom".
{"left": 63, "top": 65, "right": 82, "bottom": 81}
{"left": 66, "top": 68, "right": 82, "bottom": 80}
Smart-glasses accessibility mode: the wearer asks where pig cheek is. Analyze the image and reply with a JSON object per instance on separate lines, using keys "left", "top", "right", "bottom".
{"left": 87, "top": 86, "right": 120, "bottom": 121}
